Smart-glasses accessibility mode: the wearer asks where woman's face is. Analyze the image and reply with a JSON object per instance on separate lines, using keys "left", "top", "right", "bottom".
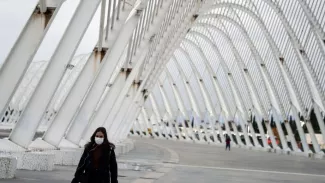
{"left": 94, "top": 131, "right": 105, "bottom": 145}
{"left": 95, "top": 131, "right": 104, "bottom": 138}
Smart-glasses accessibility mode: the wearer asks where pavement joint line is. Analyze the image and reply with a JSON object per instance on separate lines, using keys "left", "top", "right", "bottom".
{"left": 139, "top": 177, "right": 158, "bottom": 180}
{"left": 130, "top": 140, "right": 180, "bottom": 183}
{"left": 118, "top": 159, "right": 325, "bottom": 178}
{"left": 174, "top": 164, "right": 325, "bottom": 178}
{"left": 131, "top": 178, "right": 154, "bottom": 183}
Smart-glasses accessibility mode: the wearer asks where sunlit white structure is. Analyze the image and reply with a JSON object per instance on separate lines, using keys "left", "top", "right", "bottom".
{"left": 1, "top": 0, "right": 325, "bottom": 176}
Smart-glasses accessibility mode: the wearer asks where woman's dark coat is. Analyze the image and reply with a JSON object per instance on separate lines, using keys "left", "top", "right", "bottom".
{"left": 72, "top": 143, "right": 118, "bottom": 183}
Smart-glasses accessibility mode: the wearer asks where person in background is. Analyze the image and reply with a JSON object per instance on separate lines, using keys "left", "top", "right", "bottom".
{"left": 72, "top": 127, "right": 118, "bottom": 183}
{"left": 225, "top": 135, "right": 231, "bottom": 151}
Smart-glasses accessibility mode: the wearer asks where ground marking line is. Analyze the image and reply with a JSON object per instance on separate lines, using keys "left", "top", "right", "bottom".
{"left": 175, "top": 164, "right": 325, "bottom": 178}
{"left": 118, "top": 159, "right": 325, "bottom": 178}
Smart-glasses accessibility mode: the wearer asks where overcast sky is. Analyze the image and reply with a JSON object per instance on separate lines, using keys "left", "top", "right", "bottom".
{"left": 0, "top": 0, "right": 101, "bottom": 66}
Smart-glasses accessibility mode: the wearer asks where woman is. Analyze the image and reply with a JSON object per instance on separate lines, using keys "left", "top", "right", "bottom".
{"left": 72, "top": 127, "right": 118, "bottom": 183}
{"left": 225, "top": 135, "right": 231, "bottom": 151}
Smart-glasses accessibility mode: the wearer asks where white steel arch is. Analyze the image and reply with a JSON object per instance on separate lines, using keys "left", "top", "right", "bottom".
{"left": 1, "top": 0, "right": 325, "bottom": 160}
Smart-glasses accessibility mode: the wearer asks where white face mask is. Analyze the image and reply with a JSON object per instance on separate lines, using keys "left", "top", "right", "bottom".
{"left": 95, "top": 137, "right": 104, "bottom": 145}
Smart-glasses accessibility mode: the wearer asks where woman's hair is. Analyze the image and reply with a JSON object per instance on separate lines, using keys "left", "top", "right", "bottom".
{"left": 85, "top": 127, "right": 115, "bottom": 149}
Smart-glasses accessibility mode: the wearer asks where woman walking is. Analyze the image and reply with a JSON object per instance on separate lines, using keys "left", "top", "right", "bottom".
{"left": 225, "top": 135, "right": 231, "bottom": 151}
{"left": 72, "top": 127, "right": 118, "bottom": 183}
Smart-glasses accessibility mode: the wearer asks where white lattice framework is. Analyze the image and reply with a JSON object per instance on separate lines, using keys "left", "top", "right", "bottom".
{"left": 0, "top": 0, "right": 325, "bottom": 157}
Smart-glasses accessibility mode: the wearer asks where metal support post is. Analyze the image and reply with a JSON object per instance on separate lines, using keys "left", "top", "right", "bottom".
{"left": 81, "top": 71, "right": 127, "bottom": 141}
{"left": 149, "top": 94, "right": 170, "bottom": 139}
{"left": 9, "top": 0, "right": 101, "bottom": 148}
{"left": 313, "top": 103, "right": 325, "bottom": 148}
{"left": 66, "top": 0, "right": 173, "bottom": 144}
{"left": 158, "top": 85, "right": 181, "bottom": 140}
{"left": 264, "top": 120, "right": 278, "bottom": 150}
{"left": 231, "top": 121, "right": 243, "bottom": 146}
{"left": 108, "top": 84, "right": 138, "bottom": 141}
{"left": 247, "top": 120, "right": 261, "bottom": 148}
{"left": 65, "top": 11, "right": 140, "bottom": 145}
{"left": 43, "top": 51, "right": 104, "bottom": 147}
{"left": 254, "top": 111, "right": 269, "bottom": 148}
{"left": 291, "top": 105, "right": 310, "bottom": 153}
{"left": 141, "top": 109, "right": 156, "bottom": 138}
{"left": 238, "top": 115, "right": 252, "bottom": 147}
{"left": 43, "top": 3, "right": 135, "bottom": 146}
{"left": 305, "top": 120, "right": 322, "bottom": 154}
{"left": 0, "top": 1, "right": 61, "bottom": 120}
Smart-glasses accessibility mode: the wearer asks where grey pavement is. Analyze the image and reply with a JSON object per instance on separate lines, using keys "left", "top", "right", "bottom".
{"left": 145, "top": 138, "right": 325, "bottom": 183}
{"left": 1, "top": 138, "right": 170, "bottom": 183}
{"left": 2, "top": 137, "right": 325, "bottom": 183}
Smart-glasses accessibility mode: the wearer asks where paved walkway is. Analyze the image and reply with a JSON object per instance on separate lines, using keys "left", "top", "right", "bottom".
{"left": 149, "top": 138, "right": 325, "bottom": 183}
{"left": 2, "top": 137, "right": 325, "bottom": 183}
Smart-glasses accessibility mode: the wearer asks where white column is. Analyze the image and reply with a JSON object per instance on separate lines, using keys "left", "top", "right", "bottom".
{"left": 109, "top": 83, "right": 142, "bottom": 142}
{"left": 231, "top": 121, "right": 243, "bottom": 146}
{"left": 216, "top": 121, "right": 224, "bottom": 143}
{"left": 43, "top": 3, "right": 135, "bottom": 146}
{"left": 313, "top": 103, "right": 325, "bottom": 146}
{"left": 265, "top": 120, "right": 278, "bottom": 150}
{"left": 137, "top": 110, "right": 150, "bottom": 138}
{"left": 0, "top": 2, "right": 61, "bottom": 118}
{"left": 271, "top": 108, "right": 290, "bottom": 151}
{"left": 292, "top": 106, "right": 310, "bottom": 153}
{"left": 150, "top": 94, "right": 170, "bottom": 139}
{"left": 158, "top": 85, "right": 180, "bottom": 140}
{"left": 81, "top": 71, "right": 127, "bottom": 141}
{"left": 66, "top": 0, "right": 173, "bottom": 144}
{"left": 248, "top": 121, "right": 261, "bottom": 148}
{"left": 166, "top": 70, "right": 194, "bottom": 140}
{"left": 119, "top": 105, "right": 142, "bottom": 140}
{"left": 102, "top": 52, "right": 152, "bottom": 142}
{"left": 9, "top": 0, "right": 101, "bottom": 148}
{"left": 254, "top": 112, "right": 269, "bottom": 148}
{"left": 144, "top": 108, "right": 163, "bottom": 138}
{"left": 43, "top": 52, "right": 103, "bottom": 146}
{"left": 108, "top": 84, "right": 137, "bottom": 141}
{"left": 65, "top": 12, "right": 140, "bottom": 145}
{"left": 283, "top": 120, "right": 300, "bottom": 152}
{"left": 238, "top": 115, "right": 252, "bottom": 147}
{"left": 140, "top": 109, "right": 154, "bottom": 138}
{"left": 305, "top": 120, "right": 322, "bottom": 154}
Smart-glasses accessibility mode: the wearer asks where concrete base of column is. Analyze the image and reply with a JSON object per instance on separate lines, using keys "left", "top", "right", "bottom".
{"left": 59, "top": 138, "right": 80, "bottom": 149}
{"left": 20, "top": 152, "right": 55, "bottom": 171}
{"left": 291, "top": 151, "right": 313, "bottom": 157}
{"left": 251, "top": 146, "right": 268, "bottom": 152}
{"left": 310, "top": 151, "right": 325, "bottom": 160}
{"left": 29, "top": 138, "right": 57, "bottom": 151}
{"left": 0, "top": 155, "right": 17, "bottom": 179}
{"left": 29, "top": 138, "right": 84, "bottom": 166}
{"left": 50, "top": 149, "right": 83, "bottom": 166}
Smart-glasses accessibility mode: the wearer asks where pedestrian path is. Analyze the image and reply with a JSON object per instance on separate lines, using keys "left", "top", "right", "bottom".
{"left": 2, "top": 137, "right": 325, "bottom": 183}
{"left": 0, "top": 138, "right": 176, "bottom": 183}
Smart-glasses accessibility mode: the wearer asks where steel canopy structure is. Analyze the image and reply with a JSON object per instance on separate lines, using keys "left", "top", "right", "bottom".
{"left": 0, "top": 0, "right": 325, "bottom": 157}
